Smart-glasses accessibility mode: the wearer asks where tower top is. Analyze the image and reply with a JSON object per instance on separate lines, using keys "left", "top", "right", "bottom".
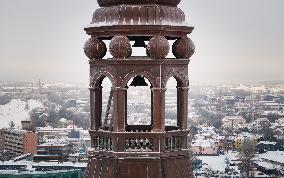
{"left": 85, "top": 0, "right": 192, "bottom": 37}
{"left": 97, "top": 0, "right": 181, "bottom": 7}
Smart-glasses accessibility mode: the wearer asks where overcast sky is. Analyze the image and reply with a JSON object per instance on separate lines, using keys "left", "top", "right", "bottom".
{"left": 0, "top": 0, "right": 283, "bottom": 85}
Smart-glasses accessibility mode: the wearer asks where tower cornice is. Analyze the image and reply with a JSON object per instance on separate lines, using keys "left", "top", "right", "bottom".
{"left": 97, "top": 0, "right": 181, "bottom": 7}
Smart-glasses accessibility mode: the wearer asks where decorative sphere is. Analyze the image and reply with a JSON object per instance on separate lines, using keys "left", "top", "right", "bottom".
{"left": 84, "top": 38, "right": 107, "bottom": 60}
{"left": 109, "top": 36, "right": 132, "bottom": 59}
{"left": 147, "top": 36, "right": 170, "bottom": 59}
{"left": 172, "top": 37, "right": 195, "bottom": 59}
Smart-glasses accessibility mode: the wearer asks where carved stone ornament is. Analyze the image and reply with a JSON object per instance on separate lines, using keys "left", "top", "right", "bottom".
{"left": 97, "top": 0, "right": 181, "bottom": 7}
{"left": 172, "top": 37, "right": 195, "bottom": 59}
{"left": 84, "top": 37, "right": 107, "bottom": 60}
{"left": 91, "top": 5, "right": 185, "bottom": 26}
{"left": 147, "top": 36, "right": 170, "bottom": 59}
{"left": 109, "top": 35, "right": 132, "bottom": 59}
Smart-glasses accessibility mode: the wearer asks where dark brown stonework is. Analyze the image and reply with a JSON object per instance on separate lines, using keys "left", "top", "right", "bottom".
{"left": 84, "top": 38, "right": 107, "bottom": 60}
{"left": 109, "top": 35, "right": 132, "bottom": 59}
{"left": 91, "top": 5, "right": 186, "bottom": 26}
{"left": 147, "top": 36, "right": 170, "bottom": 59}
{"left": 173, "top": 37, "right": 195, "bottom": 59}
{"left": 97, "top": 0, "right": 181, "bottom": 7}
{"left": 84, "top": 0, "right": 195, "bottom": 177}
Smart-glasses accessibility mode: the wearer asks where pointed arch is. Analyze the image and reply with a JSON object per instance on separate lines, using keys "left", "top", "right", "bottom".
{"left": 91, "top": 72, "right": 115, "bottom": 88}
{"left": 122, "top": 71, "right": 157, "bottom": 88}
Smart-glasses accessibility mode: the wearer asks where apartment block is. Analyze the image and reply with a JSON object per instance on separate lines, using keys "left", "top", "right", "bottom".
{"left": 0, "top": 129, "right": 37, "bottom": 157}
{"left": 33, "top": 140, "right": 71, "bottom": 162}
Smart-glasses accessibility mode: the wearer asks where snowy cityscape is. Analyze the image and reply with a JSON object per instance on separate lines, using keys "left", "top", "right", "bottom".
{"left": 0, "top": 81, "right": 284, "bottom": 177}
{"left": 1, "top": 0, "right": 283, "bottom": 177}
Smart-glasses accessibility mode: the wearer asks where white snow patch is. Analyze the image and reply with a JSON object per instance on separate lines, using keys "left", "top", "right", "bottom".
{"left": 198, "top": 151, "right": 239, "bottom": 172}
{"left": 0, "top": 99, "right": 43, "bottom": 128}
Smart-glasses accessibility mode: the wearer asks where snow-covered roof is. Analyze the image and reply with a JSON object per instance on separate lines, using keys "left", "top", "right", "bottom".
{"left": 197, "top": 151, "right": 239, "bottom": 172}
{"left": 215, "top": 135, "right": 226, "bottom": 140}
{"left": 192, "top": 139, "right": 216, "bottom": 148}
{"left": 38, "top": 139, "right": 68, "bottom": 146}
{"left": 234, "top": 132, "right": 258, "bottom": 140}
{"left": 257, "top": 141, "right": 277, "bottom": 145}
{"left": 262, "top": 110, "right": 284, "bottom": 116}
{"left": 222, "top": 116, "right": 245, "bottom": 122}
{"left": 260, "top": 151, "right": 284, "bottom": 163}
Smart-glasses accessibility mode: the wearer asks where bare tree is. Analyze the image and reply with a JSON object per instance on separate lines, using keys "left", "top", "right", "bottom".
{"left": 238, "top": 139, "right": 256, "bottom": 177}
{"left": 203, "top": 167, "right": 213, "bottom": 178}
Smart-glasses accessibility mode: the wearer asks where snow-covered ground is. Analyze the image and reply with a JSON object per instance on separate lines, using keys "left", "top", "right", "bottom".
{"left": 255, "top": 151, "right": 284, "bottom": 173}
{"left": 0, "top": 99, "right": 43, "bottom": 128}
{"left": 197, "top": 151, "right": 239, "bottom": 172}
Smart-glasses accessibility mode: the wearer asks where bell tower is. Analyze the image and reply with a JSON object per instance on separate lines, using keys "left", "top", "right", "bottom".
{"left": 84, "top": 0, "right": 195, "bottom": 177}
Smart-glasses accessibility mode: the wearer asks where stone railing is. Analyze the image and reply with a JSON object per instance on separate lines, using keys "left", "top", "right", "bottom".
{"left": 92, "top": 131, "right": 113, "bottom": 151}
{"left": 165, "top": 130, "right": 188, "bottom": 152}
{"left": 90, "top": 130, "right": 189, "bottom": 154}
{"left": 165, "top": 135, "right": 182, "bottom": 151}
{"left": 125, "top": 137, "right": 154, "bottom": 152}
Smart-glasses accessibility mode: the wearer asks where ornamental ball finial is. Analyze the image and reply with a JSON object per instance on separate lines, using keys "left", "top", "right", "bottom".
{"left": 172, "top": 37, "right": 195, "bottom": 59}
{"left": 147, "top": 36, "right": 170, "bottom": 59}
{"left": 84, "top": 38, "right": 107, "bottom": 60}
{"left": 109, "top": 35, "right": 132, "bottom": 59}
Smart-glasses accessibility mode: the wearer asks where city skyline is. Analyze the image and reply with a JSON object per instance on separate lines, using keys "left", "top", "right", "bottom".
{"left": 0, "top": 0, "right": 283, "bottom": 85}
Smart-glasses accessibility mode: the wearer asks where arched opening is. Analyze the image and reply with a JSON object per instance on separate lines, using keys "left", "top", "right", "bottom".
{"left": 96, "top": 76, "right": 113, "bottom": 130}
{"left": 165, "top": 76, "right": 185, "bottom": 131}
{"left": 165, "top": 77, "right": 178, "bottom": 130}
{"left": 126, "top": 75, "right": 152, "bottom": 132}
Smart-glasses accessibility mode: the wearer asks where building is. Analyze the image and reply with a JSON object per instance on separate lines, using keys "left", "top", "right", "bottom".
{"left": 233, "top": 133, "right": 258, "bottom": 150}
{"left": 0, "top": 129, "right": 37, "bottom": 157}
{"left": 0, "top": 129, "right": 4, "bottom": 151}
{"left": 222, "top": 116, "right": 246, "bottom": 128}
{"left": 36, "top": 125, "right": 85, "bottom": 141}
{"left": 256, "top": 141, "right": 278, "bottom": 152}
{"left": 33, "top": 140, "right": 71, "bottom": 162}
{"left": 191, "top": 139, "right": 218, "bottom": 155}
{"left": 36, "top": 126, "right": 68, "bottom": 141}
{"left": 214, "top": 135, "right": 226, "bottom": 150}
{"left": 0, "top": 161, "right": 86, "bottom": 178}
{"left": 21, "top": 120, "right": 32, "bottom": 131}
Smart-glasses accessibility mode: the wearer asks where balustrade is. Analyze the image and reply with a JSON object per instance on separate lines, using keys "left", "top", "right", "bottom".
{"left": 165, "top": 136, "right": 182, "bottom": 151}
{"left": 165, "top": 130, "right": 189, "bottom": 152}
{"left": 90, "top": 130, "right": 188, "bottom": 154}
{"left": 94, "top": 136, "right": 113, "bottom": 151}
{"left": 125, "top": 138, "right": 153, "bottom": 152}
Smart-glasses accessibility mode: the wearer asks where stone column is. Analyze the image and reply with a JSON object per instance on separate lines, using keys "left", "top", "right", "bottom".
{"left": 89, "top": 87, "right": 95, "bottom": 148}
{"left": 89, "top": 87, "right": 95, "bottom": 130}
{"left": 177, "top": 87, "right": 189, "bottom": 130}
{"left": 112, "top": 87, "right": 127, "bottom": 132}
{"left": 90, "top": 87, "right": 102, "bottom": 130}
{"left": 151, "top": 88, "right": 166, "bottom": 132}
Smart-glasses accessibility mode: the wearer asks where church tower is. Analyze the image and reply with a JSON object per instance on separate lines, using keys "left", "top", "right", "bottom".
{"left": 84, "top": 0, "right": 195, "bottom": 177}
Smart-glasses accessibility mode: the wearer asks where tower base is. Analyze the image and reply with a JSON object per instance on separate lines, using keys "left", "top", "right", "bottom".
{"left": 85, "top": 155, "right": 194, "bottom": 178}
